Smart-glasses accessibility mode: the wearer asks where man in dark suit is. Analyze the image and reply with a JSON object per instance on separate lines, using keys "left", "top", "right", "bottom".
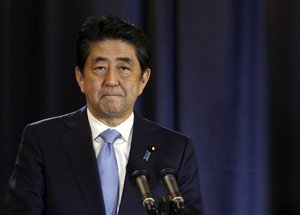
{"left": 4, "top": 16, "right": 204, "bottom": 214}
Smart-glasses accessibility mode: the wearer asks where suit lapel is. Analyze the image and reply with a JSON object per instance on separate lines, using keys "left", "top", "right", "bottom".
{"left": 61, "top": 107, "right": 105, "bottom": 215}
{"left": 118, "top": 113, "right": 154, "bottom": 214}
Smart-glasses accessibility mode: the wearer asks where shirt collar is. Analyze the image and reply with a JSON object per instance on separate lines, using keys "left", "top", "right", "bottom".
{"left": 87, "top": 107, "right": 134, "bottom": 143}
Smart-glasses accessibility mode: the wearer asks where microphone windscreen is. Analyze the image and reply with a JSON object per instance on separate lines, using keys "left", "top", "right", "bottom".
{"left": 154, "top": 159, "right": 178, "bottom": 180}
{"left": 127, "top": 159, "right": 150, "bottom": 186}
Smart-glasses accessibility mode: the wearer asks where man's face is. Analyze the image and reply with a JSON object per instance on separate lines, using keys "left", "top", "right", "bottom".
{"left": 75, "top": 39, "right": 150, "bottom": 126}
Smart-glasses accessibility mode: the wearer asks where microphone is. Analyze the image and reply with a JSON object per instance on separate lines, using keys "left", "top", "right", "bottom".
{"left": 127, "top": 159, "right": 158, "bottom": 214}
{"left": 154, "top": 159, "right": 185, "bottom": 214}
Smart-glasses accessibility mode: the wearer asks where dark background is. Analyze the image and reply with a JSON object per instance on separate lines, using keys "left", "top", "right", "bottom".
{"left": 1, "top": 0, "right": 300, "bottom": 215}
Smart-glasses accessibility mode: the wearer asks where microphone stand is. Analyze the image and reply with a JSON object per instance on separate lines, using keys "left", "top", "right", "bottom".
{"left": 170, "top": 199, "right": 184, "bottom": 215}
{"left": 155, "top": 195, "right": 185, "bottom": 215}
{"left": 144, "top": 201, "right": 159, "bottom": 215}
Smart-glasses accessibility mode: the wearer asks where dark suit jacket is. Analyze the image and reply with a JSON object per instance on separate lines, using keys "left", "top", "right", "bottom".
{"left": 4, "top": 107, "right": 204, "bottom": 215}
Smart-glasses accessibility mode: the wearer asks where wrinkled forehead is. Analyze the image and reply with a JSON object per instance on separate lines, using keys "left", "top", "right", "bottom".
{"left": 86, "top": 39, "right": 140, "bottom": 65}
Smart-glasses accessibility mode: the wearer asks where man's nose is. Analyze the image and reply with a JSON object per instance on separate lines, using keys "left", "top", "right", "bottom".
{"left": 104, "top": 68, "right": 118, "bottom": 86}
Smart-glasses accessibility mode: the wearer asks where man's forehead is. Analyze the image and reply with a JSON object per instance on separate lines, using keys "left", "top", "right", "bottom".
{"left": 88, "top": 40, "right": 138, "bottom": 61}
{"left": 90, "top": 39, "right": 135, "bottom": 52}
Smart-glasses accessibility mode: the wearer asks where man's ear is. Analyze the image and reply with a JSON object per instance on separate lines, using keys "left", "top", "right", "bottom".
{"left": 138, "top": 68, "right": 151, "bottom": 95}
{"left": 75, "top": 66, "right": 85, "bottom": 93}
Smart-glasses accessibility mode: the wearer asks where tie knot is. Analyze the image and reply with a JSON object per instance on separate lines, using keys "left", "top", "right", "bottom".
{"left": 99, "top": 129, "right": 121, "bottom": 144}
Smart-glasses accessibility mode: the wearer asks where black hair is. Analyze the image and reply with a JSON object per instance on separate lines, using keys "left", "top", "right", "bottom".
{"left": 76, "top": 16, "right": 150, "bottom": 73}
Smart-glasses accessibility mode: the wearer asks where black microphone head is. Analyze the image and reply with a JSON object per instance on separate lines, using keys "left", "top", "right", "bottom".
{"left": 154, "top": 158, "right": 178, "bottom": 181}
{"left": 127, "top": 159, "right": 151, "bottom": 186}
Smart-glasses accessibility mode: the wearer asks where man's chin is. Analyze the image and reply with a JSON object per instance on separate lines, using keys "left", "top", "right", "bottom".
{"left": 102, "top": 105, "right": 124, "bottom": 117}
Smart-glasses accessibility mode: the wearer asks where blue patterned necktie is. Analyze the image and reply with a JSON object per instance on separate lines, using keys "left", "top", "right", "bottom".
{"left": 96, "top": 129, "right": 121, "bottom": 215}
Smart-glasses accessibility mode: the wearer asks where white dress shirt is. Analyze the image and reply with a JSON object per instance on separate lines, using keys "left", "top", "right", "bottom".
{"left": 87, "top": 108, "right": 133, "bottom": 212}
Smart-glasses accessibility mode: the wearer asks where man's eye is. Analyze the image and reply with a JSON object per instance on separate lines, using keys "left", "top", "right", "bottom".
{"left": 94, "top": 67, "right": 106, "bottom": 72}
{"left": 120, "top": 67, "right": 130, "bottom": 72}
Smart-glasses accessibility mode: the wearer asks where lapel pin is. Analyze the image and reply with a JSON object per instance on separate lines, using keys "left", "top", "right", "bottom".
{"left": 143, "top": 146, "right": 157, "bottom": 162}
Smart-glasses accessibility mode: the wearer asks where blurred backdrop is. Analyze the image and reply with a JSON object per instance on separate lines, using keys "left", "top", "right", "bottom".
{"left": 1, "top": 0, "right": 300, "bottom": 214}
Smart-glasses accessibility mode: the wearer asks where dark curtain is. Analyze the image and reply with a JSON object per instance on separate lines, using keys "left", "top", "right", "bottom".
{"left": 1, "top": 0, "right": 299, "bottom": 215}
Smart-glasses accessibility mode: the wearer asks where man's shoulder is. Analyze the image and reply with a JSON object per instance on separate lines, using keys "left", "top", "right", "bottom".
{"left": 134, "top": 112, "right": 190, "bottom": 141}
{"left": 27, "top": 106, "right": 86, "bottom": 130}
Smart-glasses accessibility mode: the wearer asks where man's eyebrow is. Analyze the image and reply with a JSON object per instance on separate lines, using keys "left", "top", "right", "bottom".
{"left": 116, "top": 57, "right": 134, "bottom": 65}
{"left": 94, "top": 57, "right": 108, "bottom": 63}
{"left": 92, "top": 56, "right": 134, "bottom": 65}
